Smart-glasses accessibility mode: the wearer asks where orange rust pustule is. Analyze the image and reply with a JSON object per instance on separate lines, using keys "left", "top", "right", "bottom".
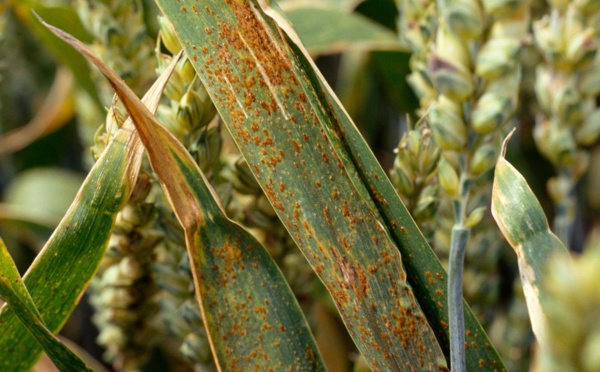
{"left": 425, "top": 271, "right": 434, "bottom": 285}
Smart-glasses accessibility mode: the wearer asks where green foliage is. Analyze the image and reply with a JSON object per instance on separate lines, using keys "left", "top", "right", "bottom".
{"left": 3, "top": 0, "right": 600, "bottom": 371}
{"left": 0, "top": 101, "right": 142, "bottom": 369}
{"left": 0, "top": 48, "right": 174, "bottom": 369}
{"left": 0, "top": 237, "right": 92, "bottom": 371}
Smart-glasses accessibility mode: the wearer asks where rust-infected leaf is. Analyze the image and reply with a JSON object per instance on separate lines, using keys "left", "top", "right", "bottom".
{"left": 257, "top": 2, "right": 504, "bottom": 369}
{"left": 156, "top": 1, "right": 449, "bottom": 370}
{"left": 40, "top": 18, "right": 326, "bottom": 371}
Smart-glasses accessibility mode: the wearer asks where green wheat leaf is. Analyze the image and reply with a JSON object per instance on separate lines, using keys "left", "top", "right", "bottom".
{"left": 0, "top": 237, "right": 92, "bottom": 371}
{"left": 280, "top": 3, "right": 403, "bottom": 55}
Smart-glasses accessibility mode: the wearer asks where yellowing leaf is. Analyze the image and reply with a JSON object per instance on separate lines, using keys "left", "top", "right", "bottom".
{"left": 491, "top": 133, "right": 571, "bottom": 350}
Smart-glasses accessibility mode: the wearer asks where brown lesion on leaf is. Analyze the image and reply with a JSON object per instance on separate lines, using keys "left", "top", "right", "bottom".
{"left": 204, "top": 6, "right": 215, "bottom": 16}
{"left": 331, "top": 249, "right": 369, "bottom": 299}
{"left": 291, "top": 139, "right": 301, "bottom": 154}
{"left": 341, "top": 203, "right": 351, "bottom": 217}
{"left": 341, "top": 236, "right": 351, "bottom": 251}
{"left": 331, "top": 288, "right": 348, "bottom": 307}
{"left": 323, "top": 206, "right": 331, "bottom": 224}
{"left": 332, "top": 187, "right": 340, "bottom": 200}
{"left": 244, "top": 91, "right": 256, "bottom": 110}
{"left": 379, "top": 251, "right": 393, "bottom": 264}
{"left": 425, "top": 271, "right": 434, "bottom": 285}
{"left": 263, "top": 179, "right": 285, "bottom": 211}
{"left": 261, "top": 136, "right": 274, "bottom": 147}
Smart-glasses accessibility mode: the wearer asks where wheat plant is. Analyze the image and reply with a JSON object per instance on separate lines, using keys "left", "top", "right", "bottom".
{"left": 1, "top": 1, "right": 599, "bottom": 372}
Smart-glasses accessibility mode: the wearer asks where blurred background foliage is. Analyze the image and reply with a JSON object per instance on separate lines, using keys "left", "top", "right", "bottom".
{"left": 2, "top": 0, "right": 598, "bottom": 371}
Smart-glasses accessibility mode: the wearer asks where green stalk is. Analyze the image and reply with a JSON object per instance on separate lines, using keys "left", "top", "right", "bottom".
{"left": 448, "top": 154, "right": 471, "bottom": 372}
{"left": 448, "top": 225, "right": 469, "bottom": 372}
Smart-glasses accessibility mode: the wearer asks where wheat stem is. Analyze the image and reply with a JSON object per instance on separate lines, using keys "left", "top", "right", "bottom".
{"left": 447, "top": 151, "right": 472, "bottom": 371}
{"left": 448, "top": 224, "right": 469, "bottom": 371}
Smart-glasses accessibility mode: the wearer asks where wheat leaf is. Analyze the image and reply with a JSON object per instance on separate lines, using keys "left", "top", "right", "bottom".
{"left": 0, "top": 237, "right": 92, "bottom": 371}
{"left": 155, "top": 1, "right": 453, "bottom": 370}
{"left": 491, "top": 134, "right": 571, "bottom": 350}
{"left": 40, "top": 18, "right": 326, "bottom": 371}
